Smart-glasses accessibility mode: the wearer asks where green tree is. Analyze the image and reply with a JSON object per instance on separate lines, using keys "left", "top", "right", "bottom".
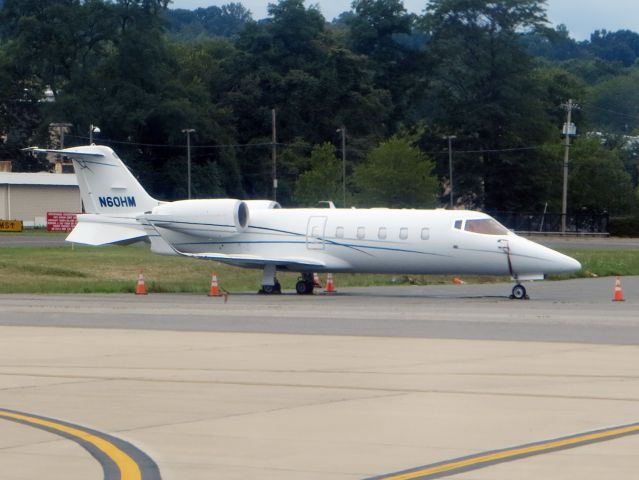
{"left": 347, "top": 0, "right": 420, "bottom": 126}
{"left": 166, "top": 3, "right": 252, "bottom": 41}
{"left": 604, "top": 135, "right": 639, "bottom": 188}
{"left": 13, "top": 0, "right": 241, "bottom": 199}
{"left": 521, "top": 24, "right": 583, "bottom": 61}
{"left": 353, "top": 136, "right": 438, "bottom": 207}
{"left": 419, "top": 0, "right": 553, "bottom": 211}
{"left": 293, "top": 143, "right": 345, "bottom": 206}
{"left": 223, "top": 0, "right": 392, "bottom": 200}
{"left": 544, "top": 137, "right": 634, "bottom": 215}
{"left": 0, "top": 41, "right": 42, "bottom": 157}
{"left": 560, "top": 57, "right": 625, "bottom": 85}
{"left": 586, "top": 70, "right": 639, "bottom": 134}
{"left": 349, "top": 0, "right": 413, "bottom": 58}
{"left": 569, "top": 138, "right": 634, "bottom": 215}
{"left": 588, "top": 29, "right": 639, "bottom": 66}
{"left": 0, "top": 0, "right": 119, "bottom": 164}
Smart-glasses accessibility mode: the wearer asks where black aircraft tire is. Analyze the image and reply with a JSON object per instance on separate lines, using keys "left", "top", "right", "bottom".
{"left": 295, "top": 281, "right": 315, "bottom": 295}
{"left": 295, "top": 281, "right": 308, "bottom": 295}
{"left": 511, "top": 284, "right": 527, "bottom": 300}
{"left": 260, "top": 284, "right": 281, "bottom": 295}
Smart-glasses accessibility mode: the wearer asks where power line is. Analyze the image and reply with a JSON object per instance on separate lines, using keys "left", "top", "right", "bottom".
{"left": 65, "top": 134, "right": 545, "bottom": 156}
{"left": 67, "top": 134, "right": 279, "bottom": 149}
{"left": 421, "top": 146, "right": 544, "bottom": 156}
{"left": 453, "top": 146, "right": 543, "bottom": 154}
{"left": 66, "top": 134, "right": 314, "bottom": 151}
{"left": 585, "top": 104, "right": 639, "bottom": 120}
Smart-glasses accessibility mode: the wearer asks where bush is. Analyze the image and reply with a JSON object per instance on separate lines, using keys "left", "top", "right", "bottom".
{"left": 608, "top": 216, "right": 639, "bottom": 237}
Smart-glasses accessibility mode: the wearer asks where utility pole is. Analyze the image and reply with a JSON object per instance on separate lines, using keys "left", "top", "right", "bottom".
{"left": 337, "top": 126, "right": 346, "bottom": 207}
{"left": 182, "top": 128, "right": 195, "bottom": 199}
{"left": 446, "top": 135, "right": 456, "bottom": 209}
{"left": 272, "top": 109, "right": 277, "bottom": 201}
{"left": 561, "top": 99, "right": 578, "bottom": 234}
{"left": 50, "top": 123, "right": 72, "bottom": 149}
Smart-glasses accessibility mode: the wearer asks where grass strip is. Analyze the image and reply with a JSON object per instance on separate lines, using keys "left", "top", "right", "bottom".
{"left": 0, "top": 244, "right": 636, "bottom": 294}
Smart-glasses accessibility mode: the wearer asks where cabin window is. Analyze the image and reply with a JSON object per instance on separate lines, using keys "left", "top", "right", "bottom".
{"left": 378, "top": 227, "right": 387, "bottom": 240}
{"left": 464, "top": 218, "right": 510, "bottom": 235}
{"left": 335, "top": 226, "right": 344, "bottom": 238}
{"left": 357, "top": 226, "right": 365, "bottom": 239}
{"left": 311, "top": 226, "right": 321, "bottom": 238}
{"left": 399, "top": 227, "right": 408, "bottom": 240}
{"left": 454, "top": 220, "right": 463, "bottom": 230}
{"left": 421, "top": 228, "right": 430, "bottom": 240}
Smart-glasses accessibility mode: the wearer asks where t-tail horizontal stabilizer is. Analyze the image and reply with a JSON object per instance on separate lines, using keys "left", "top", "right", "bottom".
{"left": 23, "top": 145, "right": 161, "bottom": 214}
{"left": 65, "top": 214, "right": 148, "bottom": 246}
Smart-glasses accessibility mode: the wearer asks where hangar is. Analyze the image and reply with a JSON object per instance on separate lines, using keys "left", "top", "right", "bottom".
{"left": 0, "top": 172, "right": 81, "bottom": 227}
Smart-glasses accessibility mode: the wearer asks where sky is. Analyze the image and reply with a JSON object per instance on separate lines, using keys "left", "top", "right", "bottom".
{"left": 169, "top": 0, "right": 639, "bottom": 41}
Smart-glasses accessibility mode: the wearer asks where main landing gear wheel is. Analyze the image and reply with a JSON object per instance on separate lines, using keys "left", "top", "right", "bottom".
{"left": 510, "top": 284, "right": 528, "bottom": 300}
{"left": 295, "top": 280, "right": 312, "bottom": 295}
{"left": 259, "top": 279, "right": 281, "bottom": 294}
{"left": 295, "top": 273, "right": 315, "bottom": 295}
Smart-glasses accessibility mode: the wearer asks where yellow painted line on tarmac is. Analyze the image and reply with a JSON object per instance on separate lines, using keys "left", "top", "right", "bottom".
{"left": 0, "top": 408, "right": 155, "bottom": 480}
{"left": 370, "top": 422, "right": 639, "bottom": 480}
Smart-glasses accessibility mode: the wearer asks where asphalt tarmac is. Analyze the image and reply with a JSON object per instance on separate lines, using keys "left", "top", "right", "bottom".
{"left": 0, "top": 234, "right": 67, "bottom": 247}
{"left": 1, "top": 277, "right": 639, "bottom": 344}
{"left": 0, "top": 280, "right": 638, "bottom": 479}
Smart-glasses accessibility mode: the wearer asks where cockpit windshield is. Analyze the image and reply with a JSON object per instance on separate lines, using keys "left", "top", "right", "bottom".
{"left": 463, "top": 218, "right": 510, "bottom": 235}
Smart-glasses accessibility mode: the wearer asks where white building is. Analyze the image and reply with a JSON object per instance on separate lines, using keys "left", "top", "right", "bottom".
{"left": 0, "top": 172, "right": 81, "bottom": 227}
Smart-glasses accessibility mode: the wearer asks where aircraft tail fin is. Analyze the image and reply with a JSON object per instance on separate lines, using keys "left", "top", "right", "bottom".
{"left": 24, "top": 145, "right": 160, "bottom": 214}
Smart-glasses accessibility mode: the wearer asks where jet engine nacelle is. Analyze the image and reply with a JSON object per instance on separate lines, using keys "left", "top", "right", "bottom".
{"left": 146, "top": 199, "right": 249, "bottom": 239}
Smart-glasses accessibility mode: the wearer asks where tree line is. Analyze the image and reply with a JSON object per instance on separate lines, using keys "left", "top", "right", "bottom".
{"left": 0, "top": 0, "right": 637, "bottom": 218}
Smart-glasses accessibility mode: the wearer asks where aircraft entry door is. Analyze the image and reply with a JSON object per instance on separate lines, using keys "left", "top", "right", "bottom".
{"left": 306, "top": 216, "right": 327, "bottom": 250}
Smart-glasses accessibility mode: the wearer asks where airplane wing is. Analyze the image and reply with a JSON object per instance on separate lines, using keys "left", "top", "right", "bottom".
{"left": 173, "top": 250, "right": 326, "bottom": 269}
{"left": 146, "top": 217, "right": 327, "bottom": 270}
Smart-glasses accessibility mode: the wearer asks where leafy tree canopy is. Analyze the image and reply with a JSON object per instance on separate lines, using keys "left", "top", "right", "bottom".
{"left": 0, "top": 0, "right": 637, "bottom": 222}
{"left": 353, "top": 135, "right": 438, "bottom": 208}
{"left": 166, "top": 3, "right": 252, "bottom": 40}
{"left": 568, "top": 138, "right": 634, "bottom": 215}
{"left": 293, "top": 143, "right": 346, "bottom": 207}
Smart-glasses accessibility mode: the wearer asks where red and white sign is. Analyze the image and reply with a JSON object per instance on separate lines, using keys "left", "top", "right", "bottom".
{"left": 47, "top": 212, "right": 78, "bottom": 232}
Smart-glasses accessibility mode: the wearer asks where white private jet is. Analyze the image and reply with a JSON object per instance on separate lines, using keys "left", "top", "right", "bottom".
{"left": 26, "top": 145, "right": 581, "bottom": 298}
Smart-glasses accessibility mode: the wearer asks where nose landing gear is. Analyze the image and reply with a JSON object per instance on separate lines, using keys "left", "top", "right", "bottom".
{"left": 499, "top": 239, "right": 530, "bottom": 300}
{"left": 510, "top": 283, "right": 528, "bottom": 300}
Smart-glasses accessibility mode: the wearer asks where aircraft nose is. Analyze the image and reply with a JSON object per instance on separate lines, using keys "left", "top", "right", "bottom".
{"left": 566, "top": 255, "right": 582, "bottom": 272}
{"left": 554, "top": 250, "right": 581, "bottom": 273}
{"left": 542, "top": 245, "right": 582, "bottom": 274}
{"left": 512, "top": 237, "right": 582, "bottom": 274}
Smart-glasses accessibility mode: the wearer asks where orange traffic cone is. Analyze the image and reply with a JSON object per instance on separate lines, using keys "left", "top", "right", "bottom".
{"left": 324, "top": 273, "right": 336, "bottom": 294}
{"left": 452, "top": 277, "right": 465, "bottom": 285}
{"left": 313, "top": 272, "right": 323, "bottom": 288}
{"left": 135, "top": 271, "right": 147, "bottom": 295}
{"left": 208, "top": 273, "right": 221, "bottom": 297}
{"left": 612, "top": 275, "right": 625, "bottom": 302}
